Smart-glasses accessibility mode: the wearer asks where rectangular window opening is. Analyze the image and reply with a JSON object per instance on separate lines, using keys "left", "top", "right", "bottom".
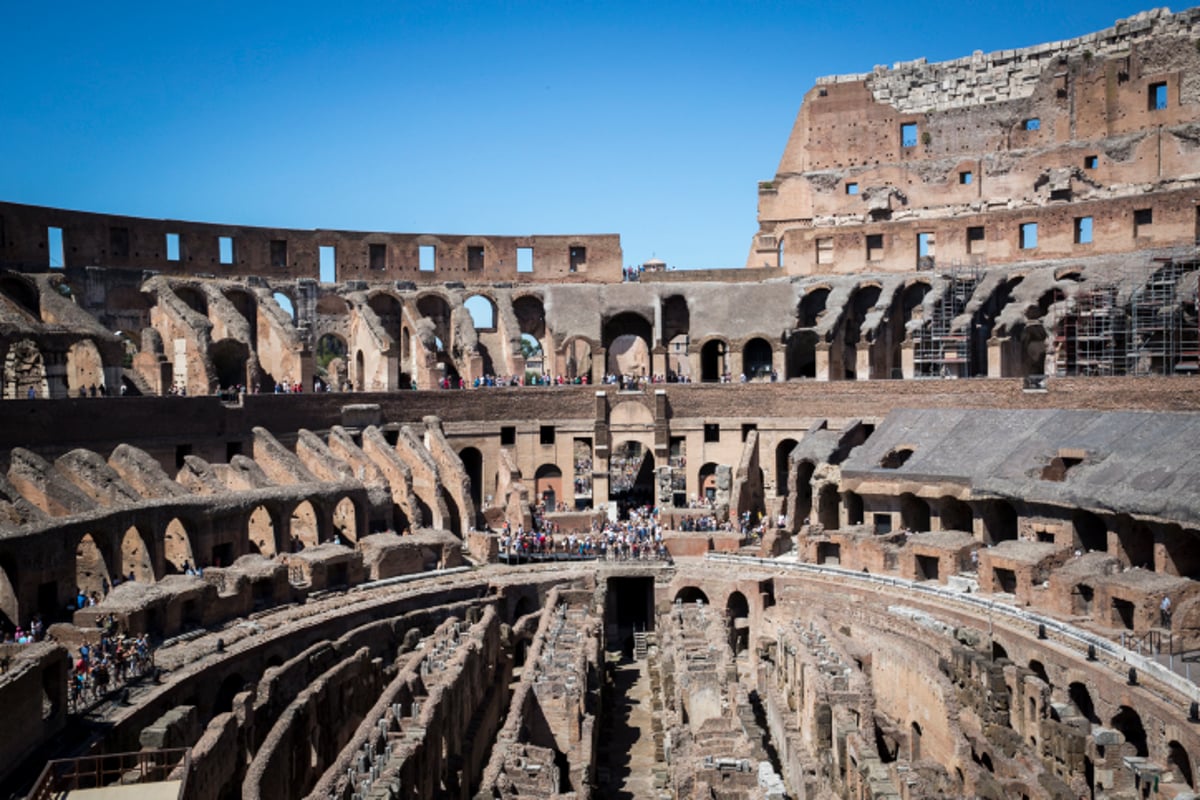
{"left": 1019, "top": 222, "right": 1038, "bottom": 250}
{"left": 1084, "top": 155, "right": 1098, "bottom": 169}
{"left": 1023, "top": 118, "right": 1041, "bottom": 131}
{"left": 967, "top": 226, "right": 986, "bottom": 255}
{"left": 47, "top": 227, "right": 64, "bottom": 268}
{"left": 959, "top": 171, "right": 973, "bottom": 185}
{"left": 517, "top": 247, "right": 533, "bottom": 273}
{"left": 815, "top": 237, "right": 833, "bottom": 265}
{"left": 319, "top": 245, "right": 336, "bottom": 283}
{"left": 703, "top": 423, "right": 720, "bottom": 443}
{"left": 500, "top": 425, "right": 516, "bottom": 446}
{"left": 467, "top": 245, "right": 484, "bottom": 271}
{"left": 419, "top": 245, "right": 436, "bottom": 272}
{"left": 1149, "top": 81, "right": 1168, "bottom": 111}
{"left": 166, "top": 233, "right": 181, "bottom": 262}
{"left": 1074, "top": 216, "right": 1093, "bottom": 245}
{"left": 917, "top": 232, "right": 935, "bottom": 269}
{"left": 741, "top": 423, "right": 757, "bottom": 442}
{"left": 900, "top": 122, "right": 918, "bottom": 148}
{"left": 369, "top": 243, "right": 387, "bottom": 270}
{"left": 1134, "top": 208, "right": 1153, "bottom": 238}
{"left": 569, "top": 245, "right": 587, "bottom": 273}
{"left": 218, "top": 236, "right": 234, "bottom": 265}
{"left": 540, "top": 425, "right": 555, "bottom": 446}
{"left": 866, "top": 233, "right": 884, "bottom": 262}
{"left": 845, "top": 182, "right": 859, "bottom": 195}
{"left": 270, "top": 239, "right": 288, "bottom": 268}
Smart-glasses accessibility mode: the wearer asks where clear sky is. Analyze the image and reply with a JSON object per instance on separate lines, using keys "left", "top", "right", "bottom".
{"left": 0, "top": 1, "right": 1165, "bottom": 269}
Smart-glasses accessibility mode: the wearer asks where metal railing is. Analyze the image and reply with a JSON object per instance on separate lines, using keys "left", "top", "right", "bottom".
{"left": 27, "top": 747, "right": 190, "bottom": 800}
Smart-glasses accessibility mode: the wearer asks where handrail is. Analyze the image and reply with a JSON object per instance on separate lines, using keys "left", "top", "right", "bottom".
{"left": 24, "top": 747, "right": 190, "bottom": 800}
{"left": 704, "top": 553, "right": 1200, "bottom": 705}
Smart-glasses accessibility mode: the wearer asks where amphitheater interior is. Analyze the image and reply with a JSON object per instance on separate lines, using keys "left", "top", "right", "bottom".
{"left": 3, "top": 7, "right": 1200, "bottom": 800}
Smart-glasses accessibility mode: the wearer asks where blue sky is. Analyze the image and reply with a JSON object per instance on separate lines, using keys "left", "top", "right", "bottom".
{"left": 0, "top": 1, "right": 1159, "bottom": 269}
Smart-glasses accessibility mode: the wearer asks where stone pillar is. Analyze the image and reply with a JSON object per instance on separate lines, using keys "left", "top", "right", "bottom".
{"left": 298, "top": 348, "right": 315, "bottom": 393}
{"left": 43, "top": 348, "right": 69, "bottom": 399}
{"left": 651, "top": 344, "right": 668, "bottom": 380}
{"left": 987, "top": 337, "right": 1005, "bottom": 378}
{"left": 773, "top": 348, "right": 786, "bottom": 380}
{"left": 856, "top": 345, "right": 872, "bottom": 380}
{"left": 592, "top": 346, "right": 607, "bottom": 384}
{"left": 814, "top": 342, "right": 831, "bottom": 382}
{"left": 901, "top": 342, "right": 915, "bottom": 380}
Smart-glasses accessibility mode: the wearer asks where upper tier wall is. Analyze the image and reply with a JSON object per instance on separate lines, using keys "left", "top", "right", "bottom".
{"left": 0, "top": 201, "right": 623, "bottom": 284}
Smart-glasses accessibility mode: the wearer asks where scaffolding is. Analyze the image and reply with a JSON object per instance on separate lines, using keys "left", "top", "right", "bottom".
{"left": 913, "top": 265, "right": 982, "bottom": 378}
{"left": 1126, "top": 258, "right": 1200, "bottom": 376}
{"left": 1055, "top": 285, "right": 1126, "bottom": 377}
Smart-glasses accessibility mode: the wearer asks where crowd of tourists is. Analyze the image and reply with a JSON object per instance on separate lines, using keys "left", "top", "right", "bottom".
{"left": 69, "top": 620, "right": 156, "bottom": 711}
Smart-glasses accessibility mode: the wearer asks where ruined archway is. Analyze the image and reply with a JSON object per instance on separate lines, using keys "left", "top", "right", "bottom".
{"left": 742, "top": 337, "right": 773, "bottom": 379}
{"left": 3, "top": 339, "right": 48, "bottom": 399}
{"left": 561, "top": 337, "right": 593, "bottom": 381}
{"left": 698, "top": 462, "right": 719, "bottom": 503}
{"left": 610, "top": 441, "right": 654, "bottom": 517}
{"left": 1069, "top": 681, "right": 1099, "bottom": 724}
{"left": 75, "top": 532, "right": 111, "bottom": 600}
{"left": 332, "top": 497, "right": 357, "bottom": 544}
{"left": 367, "top": 292, "right": 403, "bottom": 338}
{"left": 979, "top": 499, "right": 1018, "bottom": 544}
{"left": 66, "top": 339, "right": 106, "bottom": 396}
{"left": 817, "top": 484, "right": 840, "bottom": 530}
{"left": 900, "top": 493, "right": 930, "bottom": 532}
{"left": 797, "top": 287, "right": 830, "bottom": 328}
{"left": 175, "top": 285, "right": 208, "bottom": 317}
{"left": 210, "top": 338, "right": 250, "bottom": 390}
{"left": 534, "top": 464, "right": 563, "bottom": 512}
{"left": 224, "top": 289, "right": 258, "bottom": 346}
{"left": 290, "top": 500, "right": 320, "bottom": 551}
{"left": 662, "top": 295, "right": 690, "bottom": 379}
{"left": 1169, "top": 741, "right": 1195, "bottom": 789}
{"left": 120, "top": 526, "right": 154, "bottom": 583}
{"left": 775, "top": 439, "right": 799, "bottom": 499}
{"left": 0, "top": 274, "right": 41, "bottom": 320}
{"left": 464, "top": 294, "right": 497, "bottom": 331}
{"left": 939, "top": 496, "right": 973, "bottom": 533}
{"left": 794, "top": 461, "right": 815, "bottom": 521}
{"left": 1110, "top": 705, "right": 1148, "bottom": 757}
{"left": 675, "top": 586, "right": 709, "bottom": 605}
{"left": 248, "top": 505, "right": 278, "bottom": 557}
{"left": 316, "top": 333, "right": 348, "bottom": 391}
{"left": 700, "top": 339, "right": 727, "bottom": 383}
{"left": 164, "top": 518, "right": 195, "bottom": 574}
{"left": 726, "top": 590, "right": 751, "bottom": 655}
{"left": 459, "top": 447, "right": 484, "bottom": 523}
{"left": 1073, "top": 509, "right": 1108, "bottom": 554}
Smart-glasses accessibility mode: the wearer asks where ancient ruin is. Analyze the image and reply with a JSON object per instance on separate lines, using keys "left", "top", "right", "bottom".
{"left": 2, "top": 7, "right": 1200, "bottom": 800}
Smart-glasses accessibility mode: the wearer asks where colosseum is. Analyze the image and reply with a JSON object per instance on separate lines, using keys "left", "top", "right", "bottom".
{"left": 2, "top": 7, "right": 1200, "bottom": 800}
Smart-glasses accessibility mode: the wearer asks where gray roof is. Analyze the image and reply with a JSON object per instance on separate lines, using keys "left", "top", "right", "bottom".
{"left": 841, "top": 408, "right": 1200, "bottom": 524}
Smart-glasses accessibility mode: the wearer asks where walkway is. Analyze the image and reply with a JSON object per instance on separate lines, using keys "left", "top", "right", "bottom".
{"left": 597, "top": 654, "right": 658, "bottom": 799}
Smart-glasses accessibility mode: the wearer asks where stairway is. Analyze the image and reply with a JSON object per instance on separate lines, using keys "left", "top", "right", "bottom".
{"left": 634, "top": 631, "right": 648, "bottom": 660}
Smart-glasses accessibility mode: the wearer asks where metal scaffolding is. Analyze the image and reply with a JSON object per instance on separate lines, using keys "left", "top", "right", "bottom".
{"left": 1055, "top": 285, "right": 1125, "bottom": 377}
{"left": 913, "top": 265, "right": 982, "bottom": 378}
{"left": 1126, "top": 258, "right": 1199, "bottom": 376}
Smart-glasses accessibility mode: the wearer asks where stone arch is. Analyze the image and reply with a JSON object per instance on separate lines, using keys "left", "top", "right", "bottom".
{"left": 817, "top": 484, "right": 840, "bottom": 530}
{"left": 603, "top": 312, "right": 652, "bottom": 377}
{"left": 459, "top": 447, "right": 484, "bottom": 522}
{"left": 223, "top": 289, "right": 258, "bottom": 343}
{"left": 75, "top": 532, "right": 112, "bottom": 599}
{"left": 834, "top": 284, "right": 882, "bottom": 380}
{"left": 698, "top": 462, "right": 719, "bottom": 503}
{"left": 120, "top": 526, "right": 154, "bottom": 583}
{"left": 726, "top": 590, "right": 750, "bottom": 654}
{"left": 163, "top": 518, "right": 195, "bottom": 574}
{"left": 513, "top": 294, "right": 546, "bottom": 338}
{"left": 214, "top": 673, "right": 247, "bottom": 716}
{"left": 248, "top": 505, "right": 278, "bottom": 557}
{"left": 844, "top": 491, "right": 864, "bottom": 526}
{"left": 795, "top": 460, "right": 816, "bottom": 521}
{"left": 1110, "top": 705, "right": 1148, "bottom": 757}
{"left": 0, "top": 558, "right": 19, "bottom": 629}
{"left": 900, "top": 493, "right": 930, "bottom": 532}
{"left": 415, "top": 293, "right": 454, "bottom": 348}
{"left": 610, "top": 440, "right": 655, "bottom": 515}
{"left": 1068, "top": 681, "right": 1099, "bottom": 724}
{"left": 979, "top": 499, "right": 1018, "bottom": 544}
{"left": 775, "top": 439, "right": 799, "bottom": 498}
{"left": 1073, "top": 509, "right": 1108, "bottom": 553}
{"left": 367, "top": 291, "right": 403, "bottom": 335}
{"left": 561, "top": 337, "right": 593, "bottom": 381}
{"left": 210, "top": 338, "right": 250, "bottom": 390}
{"left": 786, "top": 330, "right": 819, "bottom": 379}
{"left": 675, "top": 586, "right": 709, "bottom": 605}
{"left": 273, "top": 290, "right": 298, "bottom": 323}
{"left": 1028, "top": 659, "right": 1049, "bottom": 686}
{"left": 174, "top": 285, "right": 208, "bottom": 316}
{"left": 742, "top": 337, "right": 773, "bottom": 379}
{"left": 891, "top": 281, "right": 932, "bottom": 374}
{"left": 66, "top": 339, "right": 106, "bottom": 396}
{"left": 939, "top": 496, "right": 973, "bottom": 533}
{"left": 970, "top": 275, "right": 1024, "bottom": 376}
{"left": 1115, "top": 516, "right": 1155, "bottom": 570}
{"left": 1169, "top": 741, "right": 1194, "bottom": 789}
{"left": 316, "top": 332, "right": 348, "bottom": 390}
{"left": 290, "top": 500, "right": 321, "bottom": 551}
{"left": 662, "top": 294, "right": 690, "bottom": 372}
{"left": 0, "top": 273, "right": 41, "bottom": 320}
{"left": 315, "top": 292, "right": 349, "bottom": 317}
{"left": 534, "top": 464, "right": 563, "bottom": 512}
{"left": 3, "top": 339, "right": 48, "bottom": 399}
{"left": 797, "top": 286, "right": 831, "bottom": 328}
{"left": 332, "top": 497, "right": 357, "bottom": 544}
{"left": 700, "top": 338, "right": 728, "bottom": 382}
{"left": 464, "top": 294, "right": 497, "bottom": 331}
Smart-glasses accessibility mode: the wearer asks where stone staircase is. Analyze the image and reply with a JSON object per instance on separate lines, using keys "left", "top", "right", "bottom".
{"left": 634, "top": 630, "right": 648, "bottom": 660}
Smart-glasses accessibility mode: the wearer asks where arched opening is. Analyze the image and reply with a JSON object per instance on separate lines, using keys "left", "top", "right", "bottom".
{"left": 1116, "top": 518, "right": 1155, "bottom": 570}
{"left": 1028, "top": 659, "right": 1049, "bottom": 686}
{"left": 367, "top": 292, "right": 403, "bottom": 338}
{"left": 214, "top": 673, "right": 246, "bottom": 716}
{"left": 775, "top": 439, "right": 799, "bottom": 499}
{"left": 900, "top": 493, "right": 930, "bottom": 532}
{"left": 3, "top": 339, "right": 48, "bottom": 399}
{"left": 1169, "top": 741, "right": 1194, "bottom": 789}
{"left": 332, "top": 497, "right": 357, "bottom": 544}
{"left": 1073, "top": 510, "right": 1108, "bottom": 554}
{"left": 534, "top": 464, "right": 563, "bottom": 512}
{"left": 662, "top": 295, "right": 691, "bottom": 380}
{"left": 210, "top": 338, "right": 249, "bottom": 390}
{"left": 0, "top": 559, "right": 20, "bottom": 630}
{"left": 224, "top": 290, "right": 258, "bottom": 346}
{"left": 520, "top": 333, "right": 543, "bottom": 377}
{"left": 726, "top": 591, "right": 750, "bottom": 655}
{"left": 817, "top": 484, "right": 840, "bottom": 530}
{"left": 786, "top": 330, "right": 819, "bottom": 379}
{"left": 795, "top": 461, "right": 815, "bottom": 521}
{"left": 66, "top": 339, "right": 106, "bottom": 396}
{"left": 316, "top": 333, "right": 348, "bottom": 392}
{"left": 698, "top": 462, "right": 719, "bottom": 503}
{"left": 562, "top": 337, "right": 593, "bottom": 381}
{"left": 1110, "top": 706, "right": 1148, "bottom": 757}
{"left": 939, "top": 496, "right": 973, "bottom": 533}
{"left": 0, "top": 275, "right": 41, "bottom": 320}
{"left": 174, "top": 286, "right": 208, "bottom": 317}
{"left": 1069, "top": 681, "right": 1099, "bottom": 724}
{"left": 609, "top": 441, "right": 655, "bottom": 518}
{"left": 248, "top": 505, "right": 277, "bottom": 557}
{"left": 273, "top": 292, "right": 296, "bottom": 322}
{"left": 120, "top": 526, "right": 154, "bottom": 583}
{"left": 970, "top": 276, "right": 1024, "bottom": 377}
{"left": 75, "top": 533, "right": 111, "bottom": 600}
{"left": 835, "top": 284, "right": 882, "bottom": 380}
{"left": 797, "top": 288, "right": 830, "bottom": 328}
{"left": 290, "top": 501, "right": 320, "bottom": 551}
{"left": 464, "top": 294, "right": 496, "bottom": 330}
{"left": 606, "top": 330, "right": 651, "bottom": 379}
{"left": 844, "top": 491, "right": 864, "bottom": 526}
{"left": 675, "top": 586, "right": 709, "bottom": 605}
{"left": 910, "top": 721, "right": 922, "bottom": 761}
{"left": 163, "top": 518, "right": 195, "bottom": 573}
{"left": 700, "top": 339, "right": 727, "bottom": 383}
{"left": 459, "top": 447, "right": 483, "bottom": 523}
{"left": 992, "top": 640, "right": 1009, "bottom": 662}
{"left": 980, "top": 499, "right": 1018, "bottom": 544}
{"left": 891, "top": 282, "right": 932, "bottom": 375}
{"left": 742, "top": 337, "right": 773, "bottom": 379}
